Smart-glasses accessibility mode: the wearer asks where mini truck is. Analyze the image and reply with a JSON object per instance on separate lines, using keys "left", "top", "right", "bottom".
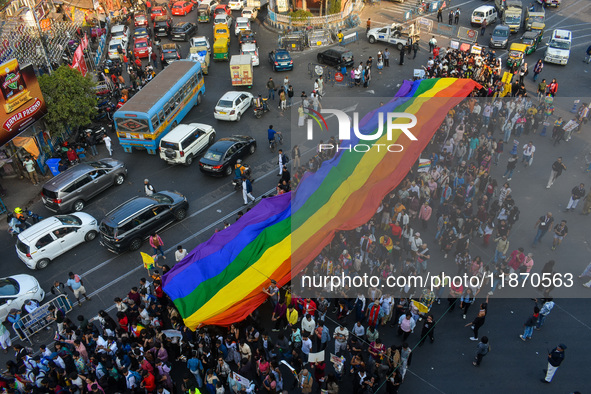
{"left": 503, "top": 0, "right": 523, "bottom": 33}
{"left": 367, "top": 22, "right": 420, "bottom": 50}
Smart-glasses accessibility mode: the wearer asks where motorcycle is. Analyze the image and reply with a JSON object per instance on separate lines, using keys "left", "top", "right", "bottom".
{"left": 232, "top": 164, "right": 253, "bottom": 190}
{"left": 253, "top": 98, "right": 270, "bottom": 119}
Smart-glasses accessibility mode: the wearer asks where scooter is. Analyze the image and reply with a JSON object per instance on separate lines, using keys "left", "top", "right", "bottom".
{"left": 253, "top": 98, "right": 270, "bottom": 119}
{"left": 232, "top": 164, "right": 253, "bottom": 190}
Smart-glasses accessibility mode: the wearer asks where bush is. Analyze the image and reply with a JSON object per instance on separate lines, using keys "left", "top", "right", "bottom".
{"left": 289, "top": 9, "right": 313, "bottom": 22}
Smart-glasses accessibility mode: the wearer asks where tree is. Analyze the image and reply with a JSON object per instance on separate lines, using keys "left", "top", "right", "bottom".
{"left": 38, "top": 66, "right": 97, "bottom": 136}
{"left": 328, "top": 0, "right": 341, "bottom": 15}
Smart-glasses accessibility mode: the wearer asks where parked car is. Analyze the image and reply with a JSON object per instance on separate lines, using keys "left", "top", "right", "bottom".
{"left": 99, "top": 191, "right": 189, "bottom": 253}
{"left": 269, "top": 49, "right": 293, "bottom": 71}
{"left": 153, "top": 16, "right": 173, "bottom": 37}
{"left": 228, "top": 0, "right": 246, "bottom": 10}
{"left": 199, "top": 135, "right": 257, "bottom": 176}
{"left": 213, "top": 91, "right": 254, "bottom": 121}
{"left": 41, "top": 159, "right": 127, "bottom": 213}
{"left": 317, "top": 46, "right": 354, "bottom": 68}
{"left": 172, "top": 22, "right": 197, "bottom": 41}
{"left": 161, "top": 43, "right": 182, "bottom": 65}
{"left": 241, "top": 43, "right": 259, "bottom": 66}
{"left": 134, "top": 37, "right": 152, "bottom": 58}
{"left": 171, "top": 1, "right": 193, "bottom": 15}
{"left": 241, "top": 6, "right": 257, "bottom": 20}
{"left": 213, "top": 13, "right": 232, "bottom": 26}
{"left": 16, "top": 213, "right": 99, "bottom": 269}
{"left": 134, "top": 13, "right": 149, "bottom": 27}
{"left": 159, "top": 123, "right": 216, "bottom": 165}
{"left": 151, "top": 5, "right": 169, "bottom": 20}
{"left": 133, "top": 27, "right": 150, "bottom": 40}
{"left": 0, "top": 275, "right": 45, "bottom": 322}
{"left": 190, "top": 35, "right": 211, "bottom": 53}
{"left": 234, "top": 17, "right": 250, "bottom": 36}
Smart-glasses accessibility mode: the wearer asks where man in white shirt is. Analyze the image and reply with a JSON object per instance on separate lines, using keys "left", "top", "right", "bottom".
{"left": 95, "top": 333, "right": 108, "bottom": 354}
{"left": 333, "top": 324, "right": 349, "bottom": 354}
{"left": 522, "top": 141, "right": 536, "bottom": 166}
{"left": 409, "top": 232, "right": 423, "bottom": 254}
{"left": 301, "top": 314, "right": 316, "bottom": 336}
{"left": 175, "top": 245, "right": 188, "bottom": 262}
{"left": 124, "top": 368, "right": 138, "bottom": 390}
{"left": 301, "top": 334, "right": 313, "bottom": 360}
{"left": 351, "top": 321, "right": 365, "bottom": 338}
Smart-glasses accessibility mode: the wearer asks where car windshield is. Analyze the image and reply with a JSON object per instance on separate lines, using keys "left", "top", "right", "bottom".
{"left": 57, "top": 215, "right": 83, "bottom": 226}
{"left": 112, "top": 31, "right": 124, "bottom": 39}
{"left": 137, "top": 15, "right": 146, "bottom": 21}
{"left": 531, "top": 16, "right": 544, "bottom": 23}
{"left": 136, "top": 41, "right": 148, "bottom": 48}
{"left": 216, "top": 28, "right": 228, "bottom": 34}
{"left": 549, "top": 39, "right": 570, "bottom": 49}
{"left": 163, "top": 50, "right": 178, "bottom": 59}
{"left": 193, "top": 39, "right": 206, "bottom": 46}
{"left": 151, "top": 193, "right": 174, "bottom": 204}
{"left": 474, "top": 11, "right": 484, "bottom": 17}
{"left": 217, "top": 99, "right": 234, "bottom": 107}
{"left": 173, "top": 27, "right": 186, "bottom": 33}
{"left": 505, "top": 15, "right": 520, "bottom": 23}
{"left": 135, "top": 29, "right": 147, "bottom": 36}
{"left": 173, "top": 4, "right": 183, "bottom": 8}
{"left": 0, "top": 278, "right": 19, "bottom": 297}
{"left": 276, "top": 52, "right": 289, "bottom": 60}
{"left": 100, "top": 223, "right": 115, "bottom": 237}
{"left": 242, "top": 49, "right": 255, "bottom": 55}
{"left": 237, "top": 22, "right": 248, "bottom": 28}
{"left": 342, "top": 52, "right": 353, "bottom": 61}
{"left": 161, "top": 141, "right": 180, "bottom": 149}
{"left": 494, "top": 29, "right": 509, "bottom": 37}
{"left": 16, "top": 238, "right": 29, "bottom": 254}
{"left": 215, "top": 8, "right": 225, "bottom": 13}
{"left": 204, "top": 150, "right": 223, "bottom": 161}
{"left": 109, "top": 43, "right": 123, "bottom": 51}
{"left": 522, "top": 39, "right": 533, "bottom": 45}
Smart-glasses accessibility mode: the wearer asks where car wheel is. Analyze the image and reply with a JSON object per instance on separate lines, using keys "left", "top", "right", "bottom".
{"left": 197, "top": 92, "right": 203, "bottom": 105}
{"left": 85, "top": 230, "right": 98, "bottom": 242}
{"left": 249, "top": 144, "right": 256, "bottom": 154}
{"left": 172, "top": 121, "right": 178, "bottom": 129}
{"left": 368, "top": 36, "right": 376, "bottom": 44}
{"left": 209, "top": 133, "right": 216, "bottom": 145}
{"left": 115, "top": 174, "right": 125, "bottom": 185}
{"left": 236, "top": 112, "right": 241, "bottom": 121}
{"left": 224, "top": 165, "right": 232, "bottom": 176}
{"left": 175, "top": 208, "right": 187, "bottom": 220}
{"left": 128, "top": 238, "right": 142, "bottom": 251}
{"left": 36, "top": 258, "right": 50, "bottom": 270}
{"left": 73, "top": 199, "right": 85, "bottom": 212}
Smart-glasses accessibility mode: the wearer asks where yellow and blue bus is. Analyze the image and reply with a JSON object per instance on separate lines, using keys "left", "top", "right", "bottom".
{"left": 113, "top": 60, "right": 205, "bottom": 154}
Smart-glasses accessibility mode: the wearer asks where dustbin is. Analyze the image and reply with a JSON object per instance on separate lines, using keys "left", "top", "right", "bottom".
{"left": 46, "top": 158, "right": 61, "bottom": 176}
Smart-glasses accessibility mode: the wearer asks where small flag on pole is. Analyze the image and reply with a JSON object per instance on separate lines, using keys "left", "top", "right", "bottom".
{"left": 141, "top": 252, "right": 155, "bottom": 270}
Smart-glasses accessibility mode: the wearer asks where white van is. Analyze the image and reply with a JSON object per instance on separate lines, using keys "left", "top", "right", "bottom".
{"left": 159, "top": 123, "right": 216, "bottom": 166}
{"left": 544, "top": 29, "right": 571, "bottom": 65}
{"left": 471, "top": 5, "right": 498, "bottom": 27}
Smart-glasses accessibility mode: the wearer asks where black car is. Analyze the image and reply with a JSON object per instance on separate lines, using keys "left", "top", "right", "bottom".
{"left": 171, "top": 22, "right": 197, "bottom": 41}
{"left": 153, "top": 16, "right": 173, "bottom": 37}
{"left": 317, "top": 46, "right": 354, "bottom": 68}
{"left": 199, "top": 135, "right": 256, "bottom": 176}
{"left": 99, "top": 191, "right": 189, "bottom": 253}
{"left": 133, "top": 27, "right": 150, "bottom": 40}
{"left": 161, "top": 43, "right": 182, "bottom": 66}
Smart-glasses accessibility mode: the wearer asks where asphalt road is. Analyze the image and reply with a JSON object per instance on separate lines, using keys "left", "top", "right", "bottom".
{"left": 0, "top": 0, "right": 590, "bottom": 391}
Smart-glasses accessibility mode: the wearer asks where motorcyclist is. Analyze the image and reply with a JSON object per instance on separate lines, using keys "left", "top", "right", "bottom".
{"left": 14, "top": 207, "right": 26, "bottom": 222}
{"left": 234, "top": 159, "right": 245, "bottom": 180}
{"left": 254, "top": 94, "right": 268, "bottom": 112}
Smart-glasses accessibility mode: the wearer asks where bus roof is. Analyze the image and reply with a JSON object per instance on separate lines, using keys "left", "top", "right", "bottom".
{"left": 118, "top": 60, "right": 199, "bottom": 113}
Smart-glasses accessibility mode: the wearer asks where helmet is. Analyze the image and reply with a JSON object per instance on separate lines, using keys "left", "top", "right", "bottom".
{"left": 14, "top": 207, "right": 22, "bottom": 214}
{"left": 237, "top": 159, "right": 242, "bottom": 164}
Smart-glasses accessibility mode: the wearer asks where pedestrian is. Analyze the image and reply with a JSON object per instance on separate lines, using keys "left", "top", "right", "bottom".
{"left": 460, "top": 289, "right": 474, "bottom": 319}
{"left": 399, "top": 45, "right": 405, "bottom": 65}
{"left": 400, "top": 342, "right": 412, "bottom": 380}
{"left": 546, "top": 157, "right": 566, "bottom": 189}
{"left": 266, "top": 77, "right": 276, "bottom": 100}
{"left": 412, "top": 41, "right": 419, "bottom": 59}
{"left": 103, "top": 134, "right": 112, "bottom": 156}
{"left": 175, "top": 245, "right": 188, "bottom": 262}
{"left": 383, "top": 48, "right": 390, "bottom": 67}
{"left": 437, "top": 8, "right": 442, "bottom": 22}
{"left": 535, "top": 298, "right": 554, "bottom": 329}
{"left": 418, "top": 314, "right": 435, "bottom": 346}
{"left": 428, "top": 36, "right": 437, "bottom": 53}
{"left": 86, "top": 132, "right": 98, "bottom": 156}
{"left": 502, "top": 154, "right": 518, "bottom": 180}
{"left": 480, "top": 19, "right": 487, "bottom": 36}
{"left": 519, "top": 62, "right": 528, "bottom": 84}
{"left": 366, "top": 18, "right": 371, "bottom": 33}
{"left": 317, "top": 76, "right": 324, "bottom": 96}
{"left": 287, "top": 85, "right": 294, "bottom": 107}
{"left": 242, "top": 176, "right": 255, "bottom": 205}
{"left": 150, "top": 233, "right": 166, "bottom": 259}
{"left": 292, "top": 145, "right": 301, "bottom": 168}
{"left": 279, "top": 89, "right": 286, "bottom": 111}
{"left": 47, "top": 305, "right": 66, "bottom": 334}
{"left": 144, "top": 179, "right": 155, "bottom": 196}
{"left": 542, "top": 344, "right": 566, "bottom": 383}
{"left": 521, "top": 141, "right": 535, "bottom": 167}
{"left": 537, "top": 79, "right": 547, "bottom": 101}
{"left": 278, "top": 149, "right": 286, "bottom": 176}
{"left": 66, "top": 272, "right": 91, "bottom": 305}
{"left": 22, "top": 156, "right": 39, "bottom": 185}
{"left": 533, "top": 59, "right": 543, "bottom": 81}
{"left": 333, "top": 324, "right": 348, "bottom": 355}
{"left": 492, "top": 235, "right": 509, "bottom": 264}
{"left": 397, "top": 312, "right": 415, "bottom": 341}
{"left": 551, "top": 220, "right": 568, "bottom": 250}
{"left": 448, "top": 9, "right": 453, "bottom": 24}
{"left": 547, "top": 78, "right": 558, "bottom": 96}
{"left": 151, "top": 51, "right": 158, "bottom": 69}
{"left": 298, "top": 105, "right": 305, "bottom": 127}
{"left": 565, "top": 183, "right": 585, "bottom": 211}
{"left": 0, "top": 321, "right": 11, "bottom": 353}
{"left": 418, "top": 202, "right": 432, "bottom": 229}
{"left": 520, "top": 306, "right": 539, "bottom": 341}
{"left": 532, "top": 212, "right": 554, "bottom": 246}
{"left": 473, "top": 336, "right": 489, "bottom": 366}
{"left": 337, "top": 29, "right": 344, "bottom": 43}
{"left": 466, "top": 308, "right": 486, "bottom": 340}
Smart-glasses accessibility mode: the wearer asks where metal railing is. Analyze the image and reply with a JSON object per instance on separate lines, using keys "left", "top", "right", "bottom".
{"left": 12, "top": 295, "right": 72, "bottom": 345}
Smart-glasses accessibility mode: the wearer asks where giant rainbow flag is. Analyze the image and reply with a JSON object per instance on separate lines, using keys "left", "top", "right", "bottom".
{"left": 163, "top": 78, "right": 481, "bottom": 328}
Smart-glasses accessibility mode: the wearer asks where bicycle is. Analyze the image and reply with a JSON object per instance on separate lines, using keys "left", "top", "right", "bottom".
{"left": 269, "top": 132, "right": 283, "bottom": 152}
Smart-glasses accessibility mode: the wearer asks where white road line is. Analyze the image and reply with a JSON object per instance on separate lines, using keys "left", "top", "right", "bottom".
{"left": 545, "top": 1, "right": 591, "bottom": 31}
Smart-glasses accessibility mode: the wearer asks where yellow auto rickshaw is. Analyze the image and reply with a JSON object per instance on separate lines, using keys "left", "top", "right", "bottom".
{"left": 198, "top": 4, "right": 211, "bottom": 22}
{"left": 213, "top": 23, "right": 230, "bottom": 42}
{"left": 213, "top": 38, "right": 229, "bottom": 61}
{"left": 506, "top": 43, "right": 527, "bottom": 69}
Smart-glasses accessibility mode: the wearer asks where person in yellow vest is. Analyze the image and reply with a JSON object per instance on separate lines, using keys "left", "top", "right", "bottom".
{"left": 337, "top": 30, "right": 344, "bottom": 44}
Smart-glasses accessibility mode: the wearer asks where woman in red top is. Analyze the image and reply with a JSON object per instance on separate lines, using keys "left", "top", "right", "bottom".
{"left": 141, "top": 370, "right": 157, "bottom": 393}
{"left": 117, "top": 312, "right": 129, "bottom": 333}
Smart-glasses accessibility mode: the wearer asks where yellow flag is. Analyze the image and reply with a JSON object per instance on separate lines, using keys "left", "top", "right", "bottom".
{"left": 141, "top": 252, "right": 155, "bottom": 270}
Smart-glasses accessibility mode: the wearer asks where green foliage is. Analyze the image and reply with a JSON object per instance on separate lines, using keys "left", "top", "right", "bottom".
{"left": 289, "top": 9, "right": 313, "bottom": 21}
{"left": 328, "top": 0, "right": 341, "bottom": 15}
{"left": 38, "top": 66, "right": 97, "bottom": 136}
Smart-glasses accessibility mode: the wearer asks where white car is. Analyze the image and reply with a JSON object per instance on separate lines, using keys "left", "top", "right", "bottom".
{"left": 228, "top": 0, "right": 246, "bottom": 10}
{"left": 16, "top": 213, "right": 100, "bottom": 270}
{"left": 241, "top": 6, "right": 257, "bottom": 20}
{"left": 234, "top": 17, "right": 251, "bottom": 36}
{"left": 241, "top": 43, "right": 259, "bottom": 66}
{"left": 0, "top": 275, "right": 45, "bottom": 323}
{"left": 199, "top": 0, "right": 219, "bottom": 8}
{"left": 214, "top": 13, "right": 232, "bottom": 26}
{"left": 214, "top": 91, "right": 254, "bottom": 121}
{"left": 107, "top": 39, "right": 128, "bottom": 60}
{"left": 110, "top": 24, "right": 130, "bottom": 44}
{"left": 190, "top": 35, "right": 211, "bottom": 53}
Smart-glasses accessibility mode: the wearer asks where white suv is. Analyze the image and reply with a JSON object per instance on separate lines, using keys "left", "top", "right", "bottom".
{"left": 0, "top": 275, "right": 45, "bottom": 322}
{"left": 159, "top": 123, "right": 216, "bottom": 166}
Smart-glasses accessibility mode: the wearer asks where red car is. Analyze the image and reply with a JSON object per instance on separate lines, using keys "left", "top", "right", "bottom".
{"left": 213, "top": 4, "right": 231, "bottom": 16}
{"left": 133, "top": 37, "right": 152, "bottom": 59}
{"left": 134, "top": 13, "right": 148, "bottom": 27}
{"left": 171, "top": 1, "right": 193, "bottom": 15}
{"left": 150, "top": 6, "right": 168, "bottom": 20}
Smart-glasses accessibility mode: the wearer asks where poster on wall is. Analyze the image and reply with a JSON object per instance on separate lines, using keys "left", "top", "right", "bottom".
{"left": 0, "top": 59, "right": 48, "bottom": 147}
{"left": 277, "top": 0, "right": 288, "bottom": 13}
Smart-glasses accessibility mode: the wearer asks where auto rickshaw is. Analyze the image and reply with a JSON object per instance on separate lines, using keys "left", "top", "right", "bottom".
{"left": 521, "top": 30, "right": 543, "bottom": 55}
{"left": 506, "top": 43, "right": 527, "bottom": 69}
{"left": 213, "top": 38, "right": 229, "bottom": 61}
{"left": 213, "top": 23, "right": 230, "bottom": 42}
{"left": 188, "top": 45, "right": 210, "bottom": 73}
{"left": 198, "top": 4, "right": 211, "bottom": 22}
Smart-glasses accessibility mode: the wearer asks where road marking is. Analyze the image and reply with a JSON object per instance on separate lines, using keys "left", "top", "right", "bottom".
{"left": 544, "top": 0, "right": 591, "bottom": 31}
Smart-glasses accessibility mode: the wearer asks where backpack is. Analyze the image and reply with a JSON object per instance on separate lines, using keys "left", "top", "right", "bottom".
{"left": 129, "top": 370, "right": 142, "bottom": 384}
{"left": 282, "top": 154, "right": 289, "bottom": 164}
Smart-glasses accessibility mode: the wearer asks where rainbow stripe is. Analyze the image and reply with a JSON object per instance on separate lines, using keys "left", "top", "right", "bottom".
{"left": 163, "top": 78, "right": 480, "bottom": 328}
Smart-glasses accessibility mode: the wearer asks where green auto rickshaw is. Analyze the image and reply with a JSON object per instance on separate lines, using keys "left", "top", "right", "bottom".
{"left": 213, "top": 37, "right": 229, "bottom": 61}
{"left": 198, "top": 4, "right": 211, "bottom": 22}
{"left": 506, "top": 43, "right": 527, "bottom": 69}
{"left": 521, "top": 30, "right": 543, "bottom": 55}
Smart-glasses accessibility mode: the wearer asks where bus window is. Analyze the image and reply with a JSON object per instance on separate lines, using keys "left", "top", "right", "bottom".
{"left": 158, "top": 110, "right": 165, "bottom": 124}
{"left": 198, "top": 71, "right": 203, "bottom": 82}
{"left": 190, "top": 76, "right": 196, "bottom": 88}
{"left": 174, "top": 92, "right": 181, "bottom": 107}
{"left": 164, "top": 102, "right": 171, "bottom": 117}
{"left": 151, "top": 114, "right": 159, "bottom": 131}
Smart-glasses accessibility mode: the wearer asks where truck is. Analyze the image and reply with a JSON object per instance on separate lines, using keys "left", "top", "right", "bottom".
{"left": 525, "top": 8, "right": 545, "bottom": 30}
{"left": 503, "top": 0, "right": 523, "bottom": 33}
{"left": 537, "top": 0, "right": 560, "bottom": 7}
{"left": 230, "top": 55, "right": 253, "bottom": 87}
{"left": 544, "top": 29, "right": 571, "bottom": 65}
{"left": 246, "top": 0, "right": 268, "bottom": 9}
{"left": 367, "top": 23, "right": 420, "bottom": 50}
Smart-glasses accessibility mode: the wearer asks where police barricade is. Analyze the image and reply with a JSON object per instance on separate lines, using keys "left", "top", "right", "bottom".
{"left": 307, "top": 29, "right": 332, "bottom": 48}
{"left": 307, "top": 63, "right": 337, "bottom": 86}
{"left": 13, "top": 295, "right": 72, "bottom": 345}
{"left": 416, "top": 17, "right": 434, "bottom": 33}
{"left": 279, "top": 32, "right": 307, "bottom": 52}
{"left": 342, "top": 32, "right": 359, "bottom": 45}
{"left": 436, "top": 23, "right": 457, "bottom": 37}
{"left": 457, "top": 26, "right": 478, "bottom": 43}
